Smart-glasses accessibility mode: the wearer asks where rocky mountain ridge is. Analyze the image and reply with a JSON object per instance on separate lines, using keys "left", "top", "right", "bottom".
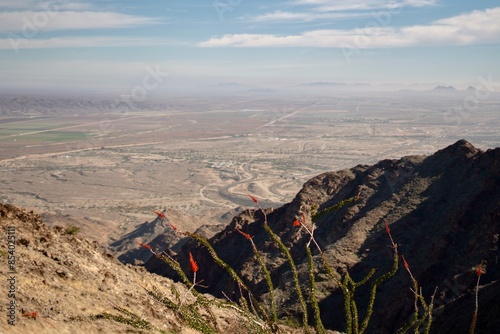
{"left": 145, "top": 140, "right": 500, "bottom": 333}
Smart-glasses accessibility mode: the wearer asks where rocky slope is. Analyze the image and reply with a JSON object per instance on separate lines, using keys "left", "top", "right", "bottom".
{"left": 145, "top": 140, "right": 500, "bottom": 333}
{"left": 0, "top": 204, "right": 303, "bottom": 333}
{"left": 113, "top": 213, "right": 226, "bottom": 265}
{"left": 109, "top": 207, "right": 227, "bottom": 266}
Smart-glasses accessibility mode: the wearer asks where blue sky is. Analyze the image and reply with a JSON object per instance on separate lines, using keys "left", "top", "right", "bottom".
{"left": 0, "top": 0, "right": 499, "bottom": 92}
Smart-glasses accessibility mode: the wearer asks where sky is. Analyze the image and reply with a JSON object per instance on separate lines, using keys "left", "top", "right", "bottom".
{"left": 0, "top": 0, "right": 499, "bottom": 93}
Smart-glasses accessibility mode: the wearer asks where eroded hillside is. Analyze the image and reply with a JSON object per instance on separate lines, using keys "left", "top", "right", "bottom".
{"left": 0, "top": 204, "right": 304, "bottom": 333}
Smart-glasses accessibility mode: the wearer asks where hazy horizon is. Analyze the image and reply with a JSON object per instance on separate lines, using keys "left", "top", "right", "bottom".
{"left": 0, "top": 1, "right": 499, "bottom": 94}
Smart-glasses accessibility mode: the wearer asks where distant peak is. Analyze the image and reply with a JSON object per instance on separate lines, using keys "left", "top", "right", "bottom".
{"left": 452, "top": 139, "right": 475, "bottom": 149}
{"left": 437, "top": 139, "right": 479, "bottom": 158}
{"left": 300, "top": 82, "right": 347, "bottom": 86}
{"left": 455, "top": 139, "right": 471, "bottom": 145}
{"left": 432, "top": 85, "right": 458, "bottom": 91}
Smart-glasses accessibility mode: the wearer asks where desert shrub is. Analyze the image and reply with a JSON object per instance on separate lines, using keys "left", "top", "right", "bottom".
{"left": 65, "top": 225, "right": 80, "bottom": 235}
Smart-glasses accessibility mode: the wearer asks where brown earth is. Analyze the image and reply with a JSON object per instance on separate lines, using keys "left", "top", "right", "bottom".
{"left": 0, "top": 203, "right": 313, "bottom": 334}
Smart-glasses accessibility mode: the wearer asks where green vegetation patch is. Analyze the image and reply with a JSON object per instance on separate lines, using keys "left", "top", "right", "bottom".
{"left": 44, "top": 131, "right": 91, "bottom": 142}
{"left": 4, "top": 131, "right": 92, "bottom": 143}
{"left": 65, "top": 225, "right": 81, "bottom": 235}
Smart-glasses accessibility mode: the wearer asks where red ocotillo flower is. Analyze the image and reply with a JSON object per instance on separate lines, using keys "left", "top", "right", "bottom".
{"left": 477, "top": 263, "right": 483, "bottom": 277}
{"left": 293, "top": 219, "right": 301, "bottom": 227}
{"left": 167, "top": 221, "right": 178, "bottom": 232}
{"left": 236, "top": 228, "right": 252, "bottom": 241}
{"left": 189, "top": 252, "right": 199, "bottom": 273}
{"left": 402, "top": 255, "right": 410, "bottom": 271}
{"left": 384, "top": 220, "right": 391, "bottom": 235}
{"left": 153, "top": 210, "right": 166, "bottom": 219}
{"left": 153, "top": 211, "right": 178, "bottom": 231}
{"left": 248, "top": 194, "right": 259, "bottom": 204}
{"left": 137, "top": 242, "right": 152, "bottom": 250}
{"left": 384, "top": 220, "right": 397, "bottom": 249}
{"left": 21, "top": 311, "right": 37, "bottom": 319}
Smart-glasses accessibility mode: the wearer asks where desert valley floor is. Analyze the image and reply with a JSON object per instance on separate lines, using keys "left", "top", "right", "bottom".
{"left": 1, "top": 92, "right": 499, "bottom": 244}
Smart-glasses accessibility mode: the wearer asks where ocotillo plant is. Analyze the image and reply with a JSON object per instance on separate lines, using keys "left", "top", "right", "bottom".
{"left": 236, "top": 228, "right": 279, "bottom": 325}
{"left": 299, "top": 215, "right": 326, "bottom": 333}
{"left": 395, "top": 255, "right": 437, "bottom": 334}
{"left": 248, "top": 194, "right": 310, "bottom": 333}
{"left": 144, "top": 193, "right": 445, "bottom": 334}
{"left": 150, "top": 210, "right": 274, "bottom": 330}
{"left": 470, "top": 262, "right": 484, "bottom": 334}
{"left": 331, "top": 221, "right": 399, "bottom": 334}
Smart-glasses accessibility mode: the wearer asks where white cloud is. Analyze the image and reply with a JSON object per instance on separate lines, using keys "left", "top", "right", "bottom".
{"left": 199, "top": 7, "right": 500, "bottom": 48}
{"left": 249, "top": 10, "right": 371, "bottom": 22}
{"left": 248, "top": 0, "right": 437, "bottom": 22}
{"left": 401, "top": 0, "right": 437, "bottom": 7}
{"left": 291, "top": 0, "right": 437, "bottom": 12}
{"left": 0, "top": 0, "right": 92, "bottom": 10}
{"left": 0, "top": 10, "right": 160, "bottom": 32}
{"left": 0, "top": 0, "right": 40, "bottom": 9}
{"left": 0, "top": 36, "right": 166, "bottom": 50}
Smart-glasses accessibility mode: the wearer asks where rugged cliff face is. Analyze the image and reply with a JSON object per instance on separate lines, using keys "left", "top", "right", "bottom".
{"left": 0, "top": 204, "right": 303, "bottom": 333}
{"left": 146, "top": 140, "right": 500, "bottom": 333}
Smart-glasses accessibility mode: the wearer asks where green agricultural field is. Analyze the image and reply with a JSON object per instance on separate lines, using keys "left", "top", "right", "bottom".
{"left": 41, "top": 131, "right": 92, "bottom": 142}
{"left": 11, "top": 131, "right": 92, "bottom": 142}
{"left": 0, "top": 122, "right": 62, "bottom": 136}
{"left": 0, "top": 118, "right": 95, "bottom": 143}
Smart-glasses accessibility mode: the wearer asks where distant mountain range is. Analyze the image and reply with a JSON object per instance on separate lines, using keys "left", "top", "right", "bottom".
{"left": 399, "top": 85, "right": 479, "bottom": 94}
{"left": 299, "top": 82, "right": 372, "bottom": 87}
{"left": 1, "top": 82, "right": 495, "bottom": 116}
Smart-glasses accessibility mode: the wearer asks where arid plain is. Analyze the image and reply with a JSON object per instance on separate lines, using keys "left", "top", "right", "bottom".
{"left": 1, "top": 91, "right": 499, "bottom": 245}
